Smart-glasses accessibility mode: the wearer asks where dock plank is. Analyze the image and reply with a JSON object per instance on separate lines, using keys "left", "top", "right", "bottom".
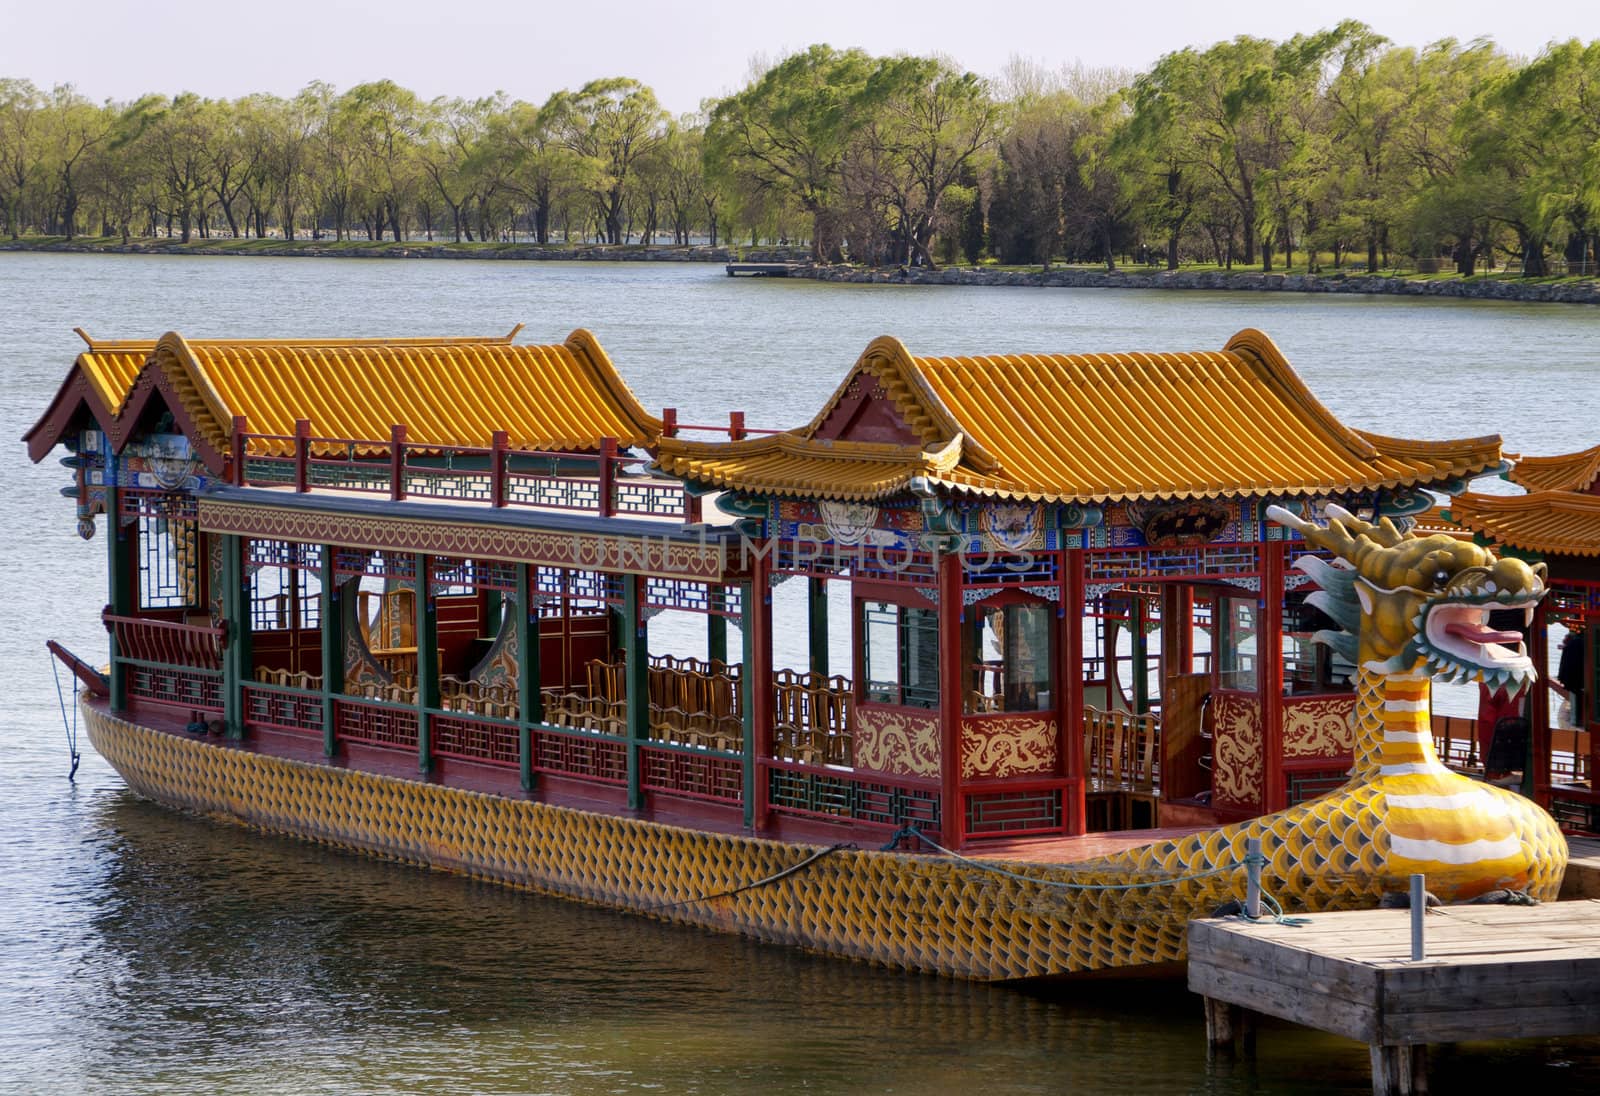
{"left": 1190, "top": 900, "right": 1600, "bottom": 1047}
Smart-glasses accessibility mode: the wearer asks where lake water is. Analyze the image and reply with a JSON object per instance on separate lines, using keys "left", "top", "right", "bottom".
{"left": 3, "top": 253, "right": 1597, "bottom": 1094}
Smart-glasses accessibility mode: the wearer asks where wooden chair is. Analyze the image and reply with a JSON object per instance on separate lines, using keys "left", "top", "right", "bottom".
{"left": 1124, "top": 713, "right": 1161, "bottom": 829}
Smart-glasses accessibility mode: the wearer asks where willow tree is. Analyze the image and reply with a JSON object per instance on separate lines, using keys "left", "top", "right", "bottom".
{"left": 546, "top": 78, "right": 666, "bottom": 245}
{"left": 706, "top": 44, "right": 874, "bottom": 260}
{"left": 860, "top": 56, "right": 999, "bottom": 268}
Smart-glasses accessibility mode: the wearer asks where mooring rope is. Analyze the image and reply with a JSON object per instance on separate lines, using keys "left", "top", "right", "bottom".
{"left": 650, "top": 841, "right": 856, "bottom": 911}
{"left": 886, "top": 825, "right": 1246, "bottom": 891}
{"left": 886, "top": 825, "right": 1311, "bottom": 926}
{"left": 48, "top": 651, "right": 82, "bottom": 782}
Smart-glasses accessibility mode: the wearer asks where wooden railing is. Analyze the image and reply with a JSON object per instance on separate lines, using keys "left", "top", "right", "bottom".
{"left": 103, "top": 611, "right": 225, "bottom": 671}
{"left": 231, "top": 417, "right": 690, "bottom": 520}
{"left": 1430, "top": 713, "right": 1481, "bottom": 771}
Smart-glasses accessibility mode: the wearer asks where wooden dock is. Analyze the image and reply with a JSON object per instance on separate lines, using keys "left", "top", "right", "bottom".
{"left": 1189, "top": 899, "right": 1600, "bottom": 1095}
{"left": 725, "top": 261, "right": 805, "bottom": 277}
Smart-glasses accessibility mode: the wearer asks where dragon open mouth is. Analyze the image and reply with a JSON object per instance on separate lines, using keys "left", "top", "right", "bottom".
{"left": 1418, "top": 594, "right": 1539, "bottom": 691}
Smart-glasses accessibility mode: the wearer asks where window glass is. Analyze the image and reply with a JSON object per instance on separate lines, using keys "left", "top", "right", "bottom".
{"left": 901, "top": 606, "right": 940, "bottom": 709}
{"left": 1218, "top": 596, "right": 1257, "bottom": 691}
{"left": 964, "top": 602, "right": 1052, "bottom": 713}
{"left": 861, "top": 600, "right": 940, "bottom": 709}
{"left": 863, "top": 601, "right": 901, "bottom": 704}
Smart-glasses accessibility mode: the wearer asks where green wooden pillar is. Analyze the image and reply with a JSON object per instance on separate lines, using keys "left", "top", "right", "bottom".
{"left": 623, "top": 575, "right": 649, "bottom": 810}
{"left": 415, "top": 553, "right": 438, "bottom": 774}
{"left": 516, "top": 563, "right": 541, "bottom": 792}
{"left": 105, "top": 478, "right": 133, "bottom": 711}
{"left": 707, "top": 612, "right": 728, "bottom": 666}
{"left": 808, "top": 577, "right": 829, "bottom": 677}
{"left": 221, "top": 534, "right": 250, "bottom": 739}
{"left": 319, "top": 552, "right": 342, "bottom": 758}
{"left": 1131, "top": 595, "right": 1150, "bottom": 715}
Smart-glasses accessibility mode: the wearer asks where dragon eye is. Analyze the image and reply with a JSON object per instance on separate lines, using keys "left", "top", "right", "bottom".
{"left": 1432, "top": 569, "right": 1451, "bottom": 587}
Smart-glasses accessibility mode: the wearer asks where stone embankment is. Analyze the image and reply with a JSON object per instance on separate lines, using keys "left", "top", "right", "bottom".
{"left": 7, "top": 238, "right": 1595, "bottom": 303}
{"left": 0, "top": 239, "right": 806, "bottom": 264}
{"left": 800, "top": 263, "right": 1600, "bottom": 304}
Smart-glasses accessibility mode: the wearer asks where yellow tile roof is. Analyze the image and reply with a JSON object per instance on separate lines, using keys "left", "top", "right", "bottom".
{"left": 1506, "top": 443, "right": 1600, "bottom": 493}
{"left": 1448, "top": 490, "right": 1600, "bottom": 558}
{"left": 657, "top": 330, "right": 1504, "bottom": 504}
{"left": 43, "top": 326, "right": 660, "bottom": 462}
{"left": 660, "top": 434, "right": 965, "bottom": 501}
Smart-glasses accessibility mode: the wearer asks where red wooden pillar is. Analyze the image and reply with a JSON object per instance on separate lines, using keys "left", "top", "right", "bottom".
{"left": 293, "top": 418, "right": 311, "bottom": 493}
{"left": 390, "top": 424, "right": 407, "bottom": 501}
{"left": 1062, "top": 548, "right": 1087, "bottom": 836}
{"left": 1260, "top": 541, "right": 1286, "bottom": 812}
{"left": 746, "top": 545, "right": 775, "bottom": 832}
{"left": 229, "top": 415, "right": 248, "bottom": 486}
{"left": 598, "top": 437, "right": 617, "bottom": 517}
{"left": 938, "top": 551, "right": 965, "bottom": 847}
{"left": 490, "top": 430, "right": 508, "bottom": 509}
{"left": 1165, "top": 584, "right": 1194, "bottom": 674}
{"left": 1529, "top": 601, "right": 1552, "bottom": 805}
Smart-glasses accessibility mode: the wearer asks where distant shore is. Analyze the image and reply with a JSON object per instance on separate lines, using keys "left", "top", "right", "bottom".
{"left": 799, "top": 262, "right": 1600, "bottom": 305}
{"left": 5, "top": 237, "right": 1596, "bottom": 304}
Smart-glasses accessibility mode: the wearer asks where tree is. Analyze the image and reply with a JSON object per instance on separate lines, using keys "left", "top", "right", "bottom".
{"left": 706, "top": 45, "right": 875, "bottom": 260}
{"left": 138, "top": 93, "right": 216, "bottom": 242}
{"left": 1397, "top": 40, "right": 1513, "bottom": 274}
{"left": 858, "top": 56, "right": 1000, "bottom": 268}
{"left": 546, "top": 78, "right": 667, "bottom": 245}
{"left": 418, "top": 95, "right": 493, "bottom": 242}
{"left": 0, "top": 79, "right": 47, "bottom": 238}
{"left": 338, "top": 81, "right": 425, "bottom": 241}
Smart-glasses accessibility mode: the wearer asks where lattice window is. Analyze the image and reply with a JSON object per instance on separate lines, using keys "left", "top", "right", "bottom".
{"left": 427, "top": 556, "right": 519, "bottom": 595}
{"left": 128, "top": 666, "right": 222, "bottom": 711}
{"left": 612, "top": 477, "right": 686, "bottom": 518}
{"left": 1549, "top": 580, "right": 1600, "bottom": 626}
{"left": 135, "top": 506, "right": 201, "bottom": 610}
{"left": 504, "top": 467, "right": 602, "bottom": 511}
{"left": 248, "top": 539, "right": 323, "bottom": 571}
{"left": 643, "top": 577, "right": 743, "bottom": 619}
{"left": 1086, "top": 544, "right": 1259, "bottom": 583}
{"left": 963, "top": 549, "right": 1059, "bottom": 588}
{"left": 1287, "top": 769, "right": 1349, "bottom": 806}
{"left": 965, "top": 788, "right": 1063, "bottom": 835}
{"left": 639, "top": 746, "right": 743, "bottom": 803}
{"left": 250, "top": 565, "right": 321, "bottom": 631}
{"left": 767, "top": 768, "right": 940, "bottom": 828}
{"left": 334, "top": 549, "right": 417, "bottom": 584}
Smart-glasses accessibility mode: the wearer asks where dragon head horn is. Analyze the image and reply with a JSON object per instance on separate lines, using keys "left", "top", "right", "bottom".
{"left": 1265, "top": 504, "right": 1361, "bottom": 564}
{"left": 1323, "top": 503, "right": 1407, "bottom": 548}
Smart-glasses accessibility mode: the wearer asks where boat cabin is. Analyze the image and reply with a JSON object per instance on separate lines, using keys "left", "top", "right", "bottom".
{"left": 27, "top": 325, "right": 1507, "bottom": 848}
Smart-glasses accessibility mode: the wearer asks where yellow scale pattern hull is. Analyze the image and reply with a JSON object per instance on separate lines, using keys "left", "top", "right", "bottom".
{"left": 87, "top": 704, "right": 1244, "bottom": 981}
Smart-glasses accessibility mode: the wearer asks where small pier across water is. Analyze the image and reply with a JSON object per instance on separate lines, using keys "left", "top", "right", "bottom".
{"left": 725, "top": 261, "right": 805, "bottom": 276}
{"left": 1189, "top": 899, "right": 1600, "bottom": 1095}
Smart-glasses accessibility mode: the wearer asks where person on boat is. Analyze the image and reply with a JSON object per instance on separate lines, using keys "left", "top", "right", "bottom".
{"left": 1556, "top": 630, "right": 1586, "bottom": 728}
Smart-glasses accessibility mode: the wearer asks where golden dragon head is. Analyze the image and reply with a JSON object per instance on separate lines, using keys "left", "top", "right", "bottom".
{"left": 1266, "top": 504, "right": 1546, "bottom": 691}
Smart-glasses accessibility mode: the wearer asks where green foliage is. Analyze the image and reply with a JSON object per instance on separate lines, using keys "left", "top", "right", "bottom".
{"left": 0, "top": 30, "right": 1597, "bottom": 275}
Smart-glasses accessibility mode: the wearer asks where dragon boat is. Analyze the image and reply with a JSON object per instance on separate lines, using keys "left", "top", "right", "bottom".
{"left": 27, "top": 325, "right": 1577, "bottom": 980}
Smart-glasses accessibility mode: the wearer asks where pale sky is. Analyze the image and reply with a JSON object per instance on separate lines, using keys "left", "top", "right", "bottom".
{"left": 6, "top": 0, "right": 1597, "bottom": 114}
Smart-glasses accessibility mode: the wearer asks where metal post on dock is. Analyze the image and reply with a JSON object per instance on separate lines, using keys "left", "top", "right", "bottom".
{"left": 1245, "top": 836, "right": 1262, "bottom": 920}
{"left": 1410, "top": 873, "right": 1426, "bottom": 962}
